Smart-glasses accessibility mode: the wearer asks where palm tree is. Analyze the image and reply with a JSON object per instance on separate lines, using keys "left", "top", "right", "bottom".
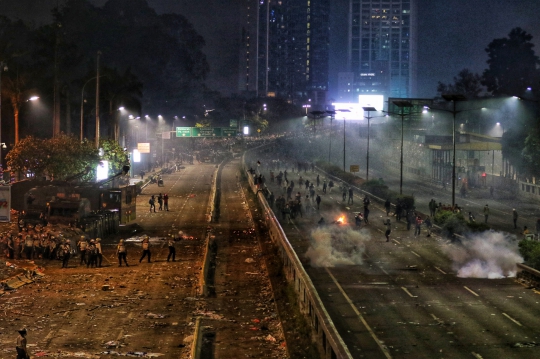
{"left": 1, "top": 69, "right": 34, "bottom": 144}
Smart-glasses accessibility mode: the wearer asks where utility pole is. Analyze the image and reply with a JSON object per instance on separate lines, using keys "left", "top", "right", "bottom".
{"left": 95, "top": 51, "right": 101, "bottom": 149}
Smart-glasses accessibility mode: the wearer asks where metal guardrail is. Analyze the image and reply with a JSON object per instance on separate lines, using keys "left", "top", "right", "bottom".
{"left": 242, "top": 151, "right": 353, "bottom": 359}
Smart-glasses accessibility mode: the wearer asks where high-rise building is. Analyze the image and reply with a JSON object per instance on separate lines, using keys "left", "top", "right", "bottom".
{"left": 238, "top": 1, "right": 259, "bottom": 96}
{"left": 251, "top": 0, "right": 330, "bottom": 106}
{"left": 341, "top": 0, "right": 417, "bottom": 102}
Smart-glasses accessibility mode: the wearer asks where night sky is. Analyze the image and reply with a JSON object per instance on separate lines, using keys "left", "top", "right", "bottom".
{"left": 2, "top": 0, "right": 540, "bottom": 99}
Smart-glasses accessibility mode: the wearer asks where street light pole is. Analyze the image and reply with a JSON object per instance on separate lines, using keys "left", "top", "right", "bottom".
{"left": 325, "top": 110, "right": 336, "bottom": 163}
{"left": 362, "top": 106, "right": 377, "bottom": 181}
{"left": 388, "top": 101, "right": 414, "bottom": 195}
{"left": 0, "top": 61, "right": 6, "bottom": 171}
{"left": 343, "top": 117, "right": 346, "bottom": 172}
{"left": 80, "top": 76, "right": 99, "bottom": 142}
{"left": 95, "top": 51, "right": 101, "bottom": 149}
{"left": 442, "top": 94, "right": 467, "bottom": 207}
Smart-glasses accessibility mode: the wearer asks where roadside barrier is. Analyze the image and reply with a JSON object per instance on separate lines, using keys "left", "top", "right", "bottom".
{"left": 242, "top": 152, "right": 353, "bottom": 359}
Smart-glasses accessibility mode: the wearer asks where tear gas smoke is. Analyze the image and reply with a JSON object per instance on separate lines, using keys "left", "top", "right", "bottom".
{"left": 306, "top": 226, "right": 370, "bottom": 267}
{"left": 443, "top": 231, "right": 522, "bottom": 278}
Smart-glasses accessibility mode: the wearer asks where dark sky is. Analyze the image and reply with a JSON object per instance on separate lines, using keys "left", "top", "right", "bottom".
{"left": 2, "top": 0, "right": 540, "bottom": 98}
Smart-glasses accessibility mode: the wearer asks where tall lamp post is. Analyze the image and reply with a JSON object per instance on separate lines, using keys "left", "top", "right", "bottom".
{"left": 441, "top": 94, "right": 467, "bottom": 207}
{"left": 362, "top": 106, "right": 377, "bottom": 181}
{"left": 0, "top": 61, "right": 6, "bottom": 170}
{"left": 80, "top": 76, "right": 100, "bottom": 142}
{"left": 326, "top": 110, "right": 336, "bottom": 163}
{"left": 385, "top": 100, "right": 413, "bottom": 195}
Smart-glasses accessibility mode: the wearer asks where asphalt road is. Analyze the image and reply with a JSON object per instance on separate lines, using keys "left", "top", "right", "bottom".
{"left": 252, "top": 152, "right": 540, "bottom": 359}
{"left": 0, "top": 161, "right": 288, "bottom": 359}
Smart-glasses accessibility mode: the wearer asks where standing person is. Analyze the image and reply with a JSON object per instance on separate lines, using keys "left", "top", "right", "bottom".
{"left": 348, "top": 187, "right": 354, "bottom": 204}
{"left": 61, "top": 240, "right": 71, "bottom": 268}
{"left": 149, "top": 195, "right": 156, "bottom": 212}
{"left": 316, "top": 195, "right": 321, "bottom": 210}
{"left": 15, "top": 328, "right": 29, "bottom": 359}
{"left": 414, "top": 216, "right": 423, "bottom": 236}
{"left": 364, "top": 205, "right": 370, "bottom": 224}
{"left": 384, "top": 199, "right": 391, "bottom": 216}
{"left": 483, "top": 204, "right": 490, "bottom": 224}
{"left": 116, "top": 239, "right": 129, "bottom": 267}
{"left": 489, "top": 186, "right": 494, "bottom": 198}
{"left": 23, "top": 235, "right": 33, "bottom": 260}
{"left": 316, "top": 174, "right": 320, "bottom": 187}
{"left": 429, "top": 199, "right": 436, "bottom": 217}
{"left": 139, "top": 236, "right": 151, "bottom": 263}
{"left": 342, "top": 187, "right": 347, "bottom": 202}
{"left": 322, "top": 181, "right": 327, "bottom": 194}
{"left": 87, "top": 240, "right": 98, "bottom": 268}
{"left": 95, "top": 238, "right": 103, "bottom": 267}
{"left": 78, "top": 236, "right": 88, "bottom": 266}
{"left": 328, "top": 180, "right": 334, "bottom": 193}
{"left": 512, "top": 209, "right": 518, "bottom": 229}
{"left": 395, "top": 201, "right": 402, "bottom": 222}
{"left": 425, "top": 216, "right": 433, "bottom": 237}
{"left": 7, "top": 234, "right": 14, "bottom": 259}
{"left": 140, "top": 170, "right": 144, "bottom": 180}
{"left": 157, "top": 193, "right": 163, "bottom": 211}
{"left": 167, "top": 235, "right": 176, "bottom": 262}
{"left": 468, "top": 212, "right": 475, "bottom": 223}
{"left": 384, "top": 219, "right": 392, "bottom": 242}
{"left": 163, "top": 193, "right": 169, "bottom": 211}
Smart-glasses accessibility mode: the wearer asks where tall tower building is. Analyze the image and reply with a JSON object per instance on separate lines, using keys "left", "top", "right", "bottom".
{"left": 255, "top": 0, "right": 330, "bottom": 106}
{"left": 343, "top": 0, "right": 417, "bottom": 102}
{"left": 238, "top": 0, "right": 259, "bottom": 96}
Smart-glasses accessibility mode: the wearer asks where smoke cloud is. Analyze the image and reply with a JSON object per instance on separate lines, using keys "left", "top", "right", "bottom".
{"left": 306, "top": 226, "right": 370, "bottom": 267}
{"left": 444, "top": 231, "right": 523, "bottom": 278}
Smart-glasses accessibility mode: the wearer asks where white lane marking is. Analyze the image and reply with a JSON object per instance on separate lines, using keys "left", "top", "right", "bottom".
{"left": 434, "top": 266, "right": 447, "bottom": 274}
{"left": 471, "top": 352, "right": 484, "bottom": 359}
{"left": 463, "top": 286, "right": 479, "bottom": 297}
{"left": 411, "top": 251, "right": 421, "bottom": 258}
{"left": 502, "top": 313, "right": 522, "bottom": 327}
{"left": 381, "top": 268, "right": 389, "bottom": 275}
{"left": 401, "top": 287, "right": 418, "bottom": 298}
{"left": 392, "top": 239, "right": 401, "bottom": 245}
{"left": 325, "top": 268, "right": 392, "bottom": 359}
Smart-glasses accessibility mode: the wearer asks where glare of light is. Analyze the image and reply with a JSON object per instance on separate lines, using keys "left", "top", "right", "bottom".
{"left": 422, "top": 109, "right": 428, "bottom": 114}
{"left": 118, "top": 106, "right": 125, "bottom": 111}
{"left": 174, "top": 116, "right": 178, "bottom": 119}
{"left": 145, "top": 115, "right": 150, "bottom": 119}
{"left": 133, "top": 149, "right": 141, "bottom": 163}
{"left": 128, "top": 115, "right": 134, "bottom": 119}
{"left": 158, "top": 115, "right": 163, "bottom": 118}
{"left": 358, "top": 95, "right": 384, "bottom": 112}
{"left": 135, "top": 117, "right": 140, "bottom": 120}
{"left": 96, "top": 160, "right": 109, "bottom": 181}
{"left": 243, "top": 126, "right": 249, "bottom": 135}
{"left": 29, "top": 96, "right": 39, "bottom": 101}
{"left": 512, "top": 96, "right": 519, "bottom": 99}
{"left": 182, "top": 116, "right": 186, "bottom": 119}
{"left": 496, "top": 122, "right": 500, "bottom": 126}
{"left": 527, "top": 87, "right": 532, "bottom": 91}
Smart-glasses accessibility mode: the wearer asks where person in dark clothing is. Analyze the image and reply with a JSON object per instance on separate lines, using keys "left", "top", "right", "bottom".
{"left": 363, "top": 206, "right": 370, "bottom": 224}
{"left": 348, "top": 188, "right": 354, "bottom": 204}
{"left": 322, "top": 181, "right": 327, "bottom": 194}
{"left": 139, "top": 236, "right": 151, "bottom": 263}
{"left": 384, "top": 199, "right": 391, "bottom": 216}
{"left": 316, "top": 195, "right": 321, "bottom": 209}
{"left": 167, "top": 236, "right": 176, "bottom": 262}
{"left": 116, "top": 239, "right": 129, "bottom": 267}
{"left": 316, "top": 174, "right": 320, "bottom": 187}
{"left": 158, "top": 193, "right": 163, "bottom": 211}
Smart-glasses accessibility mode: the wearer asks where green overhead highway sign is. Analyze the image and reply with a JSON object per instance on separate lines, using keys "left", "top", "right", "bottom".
{"left": 176, "top": 127, "right": 191, "bottom": 137}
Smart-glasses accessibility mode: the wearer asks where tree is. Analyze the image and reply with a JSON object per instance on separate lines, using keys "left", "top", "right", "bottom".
{"left": 437, "top": 69, "right": 484, "bottom": 99}
{"left": 520, "top": 125, "right": 540, "bottom": 177}
{"left": 482, "top": 28, "right": 540, "bottom": 96}
{"left": 99, "top": 138, "right": 129, "bottom": 176}
{"left": 6, "top": 134, "right": 99, "bottom": 180}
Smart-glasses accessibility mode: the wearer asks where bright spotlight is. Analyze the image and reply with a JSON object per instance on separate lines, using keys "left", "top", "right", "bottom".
{"left": 118, "top": 106, "right": 125, "bottom": 111}
{"left": 496, "top": 122, "right": 500, "bottom": 126}
{"left": 29, "top": 96, "right": 39, "bottom": 101}
{"left": 145, "top": 115, "right": 150, "bottom": 119}
{"left": 128, "top": 115, "right": 134, "bottom": 119}
{"left": 527, "top": 87, "right": 532, "bottom": 91}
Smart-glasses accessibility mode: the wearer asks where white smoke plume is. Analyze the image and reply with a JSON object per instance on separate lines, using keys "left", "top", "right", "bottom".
{"left": 306, "top": 226, "right": 370, "bottom": 267}
{"left": 444, "top": 231, "right": 523, "bottom": 278}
